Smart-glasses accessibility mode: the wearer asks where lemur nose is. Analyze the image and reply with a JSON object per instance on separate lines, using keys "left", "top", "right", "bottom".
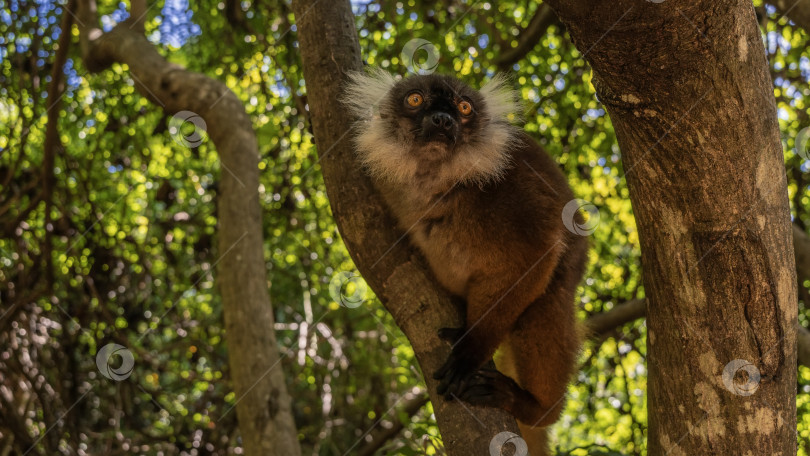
{"left": 430, "top": 112, "right": 454, "bottom": 131}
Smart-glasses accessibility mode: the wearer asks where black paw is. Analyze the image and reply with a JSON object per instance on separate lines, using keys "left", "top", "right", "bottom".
{"left": 456, "top": 368, "right": 520, "bottom": 408}
{"left": 433, "top": 348, "right": 477, "bottom": 399}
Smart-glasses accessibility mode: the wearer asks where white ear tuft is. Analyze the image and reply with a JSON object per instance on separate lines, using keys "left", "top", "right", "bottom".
{"left": 480, "top": 74, "right": 521, "bottom": 123}
{"left": 343, "top": 68, "right": 398, "bottom": 119}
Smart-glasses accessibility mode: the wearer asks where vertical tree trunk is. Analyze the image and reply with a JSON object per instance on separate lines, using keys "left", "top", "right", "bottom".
{"left": 546, "top": 1, "right": 797, "bottom": 453}
{"left": 291, "top": 0, "right": 522, "bottom": 454}
{"left": 74, "top": 2, "right": 300, "bottom": 454}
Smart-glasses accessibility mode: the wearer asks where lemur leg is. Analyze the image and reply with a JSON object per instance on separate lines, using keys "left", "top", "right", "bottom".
{"left": 457, "top": 290, "right": 581, "bottom": 426}
{"left": 433, "top": 242, "right": 564, "bottom": 397}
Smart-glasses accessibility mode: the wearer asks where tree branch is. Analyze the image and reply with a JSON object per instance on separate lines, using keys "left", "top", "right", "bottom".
{"left": 586, "top": 301, "right": 810, "bottom": 366}
{"left": 42, "top": 0, "right": 74, "bottom": 294}
{"left": 768, "top": 0, "right": 810, "bottom": 32}
{"left": 585, "top": 299, "right": 645, "bottom": 338}
{"left": 129, "top": 0, "right": 147, "bottom": 33}
{"left": 72, "top": 1, "right": 301, "bottom": 454}
{"left": 357, "top": 391, "right": 430, "bottom": 456}
{"left": 494, "top": 4, "right": 559, "bottom": 71}
{"left": 291, "top": 0, "right": 521, "bottom": 454}
{"left": 586, "top": 221, "right": 810, "bottom": 369}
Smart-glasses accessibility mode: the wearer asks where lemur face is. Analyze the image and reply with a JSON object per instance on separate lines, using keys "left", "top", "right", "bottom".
{"left": 345, "top": 70, "right": 521, "bottom": 188}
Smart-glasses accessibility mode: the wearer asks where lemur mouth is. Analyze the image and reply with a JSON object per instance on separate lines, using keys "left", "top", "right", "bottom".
{"left": 422, "top": 131, "right": 456, "bottom": 145}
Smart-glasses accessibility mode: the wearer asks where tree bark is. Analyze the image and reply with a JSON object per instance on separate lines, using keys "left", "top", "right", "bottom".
{"left": 73, "top": 2, "right": 300, "bottom": 454}
{"left": 291, "top": 0, "right": 521, "bottom": 454}
{"left": 546, "top": 1, "right": 797, "bottom": 454}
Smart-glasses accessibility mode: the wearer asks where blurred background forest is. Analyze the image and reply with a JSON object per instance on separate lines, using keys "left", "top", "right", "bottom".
{"left": 1, "top": 0, "right": 810, "bottom": 454}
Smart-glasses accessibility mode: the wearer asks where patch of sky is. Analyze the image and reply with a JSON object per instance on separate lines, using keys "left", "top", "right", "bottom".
{"left": 158, "top": 0, "right": 201, "bottom": 48}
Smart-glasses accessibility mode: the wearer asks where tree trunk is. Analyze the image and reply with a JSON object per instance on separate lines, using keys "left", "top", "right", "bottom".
{"left": 546, "top": 1, "right": 797, "bottom": 453}
{"left": 74, "top": 2, "right": 300, "bottom": 454}
{"left": 291, "top": 0, "right": 521, "bottom": 454}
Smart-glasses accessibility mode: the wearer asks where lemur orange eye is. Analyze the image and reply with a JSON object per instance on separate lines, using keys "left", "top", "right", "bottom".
{"left": 406, "top": 93, "right": 423, "bottom": 107}
{"left": 457, "top": 100, "right": 473, "bottom": 116}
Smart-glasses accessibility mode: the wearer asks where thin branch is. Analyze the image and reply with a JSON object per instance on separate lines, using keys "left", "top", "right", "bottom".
{"left": 73, "top": 0, "right": 302, "bottom": 452}
{"left": 494, "top": 3, "right": 559, "bottom": 70}
{"left": 357, "top": 391, "right": 430, "bottom": 456}
{"left": 128, "top": 0, "right": 148, "bottom": 32}
{"left": 41, "top": 0, "right": 74, "bottom": 293}
{"left": 768, "top": 0, "right": 810, "bottom": 32}
{"left": 585, "top": 296, "right": 810, "bottom": 369}
{"left": 585, "top": 298, "right": 645, "bottom": 338}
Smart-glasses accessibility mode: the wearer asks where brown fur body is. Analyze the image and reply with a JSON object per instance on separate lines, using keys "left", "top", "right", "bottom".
{"left": 345, "top": 71, "right": 587, "bottom": 454}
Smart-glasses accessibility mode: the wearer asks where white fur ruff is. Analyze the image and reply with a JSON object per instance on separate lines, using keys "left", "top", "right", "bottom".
{"left": 344, "top": 70, "right": 522, "bottom": 190}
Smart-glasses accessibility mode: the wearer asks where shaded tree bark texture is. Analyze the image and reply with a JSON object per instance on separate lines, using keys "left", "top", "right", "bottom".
{"left": 74, "top": 1, "right": 300, "bottom": 454}
{"left": 546, "top": 1, "right": 797, "bottom": 454}
{"left": 291, "top": 0, "right": 521, "bottom": 455}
